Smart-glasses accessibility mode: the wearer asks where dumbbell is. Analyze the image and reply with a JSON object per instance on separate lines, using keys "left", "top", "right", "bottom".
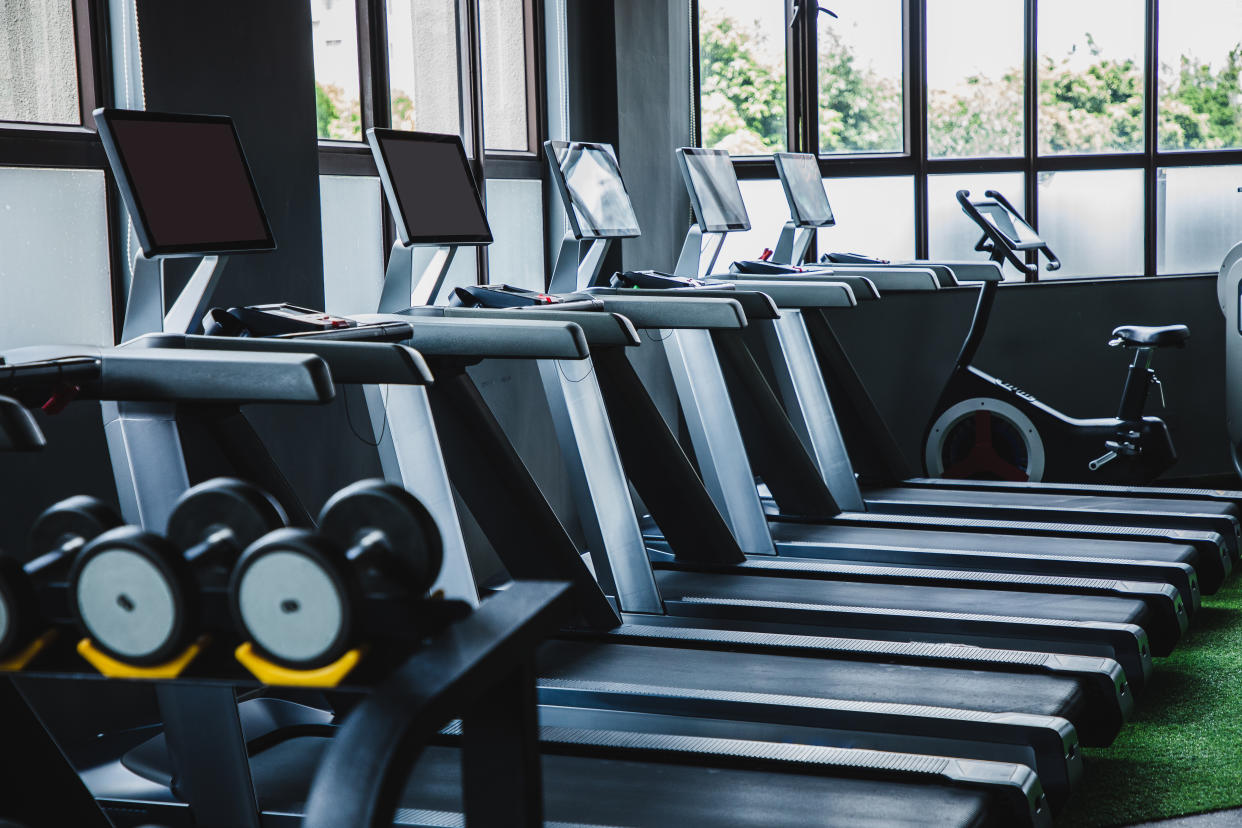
{"left": 68, "top": 478, "right": 286, "bottom": 666}
{"left": 0, "top": 496, "right": 122, "bottom": 661}
{"left": 229, "top": 479, "right": 442, "bottom": 670}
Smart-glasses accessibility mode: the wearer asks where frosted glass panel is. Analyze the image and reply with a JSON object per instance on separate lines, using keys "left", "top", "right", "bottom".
{"left": 1037, "top": 169, "right": 1144, "bottom": 278}
{"left": 320, "top": 175, "right": 383, "bottom": 315}
{"left": 435, "top": 248, "right": 481, "bottom": 304}
{"left": 715, "top": 178, "right": 787, "bottom": 268}
{"left": 1158, "top": 165, "right": 1242, "bottom": 275}
{"left": 928, "top": 172, "right": 1025, "bottom": 273}
{"left": 815, "top": 176, "right": 915, "bottom": 261}
{"left": 0, "top": 168, "right": 111, "bottom": 349}
{"left": 484, "top": 178, "right": 545, "bottom": 290}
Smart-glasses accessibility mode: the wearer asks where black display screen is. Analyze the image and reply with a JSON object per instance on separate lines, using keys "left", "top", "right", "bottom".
{"left": 95, "top": 109, "right": 274, "bottom": 256}
{"left": 545, "top": 141, "right": 641, "bottom": 239}
{"left": 367, "top": 129, "right": 493, "bottom": 245}
{"left": 678, "top": 148, "right": 750, "bottom": 233}
{"left": 775, "top": 152, "right": 835, "bottom": 228}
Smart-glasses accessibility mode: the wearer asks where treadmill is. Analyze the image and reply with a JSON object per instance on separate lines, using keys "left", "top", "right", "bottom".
{"left": 60, "top": 108, "right": 1115, "bottom": 823}
{"left": 0, "top": 366, "right": 1053, "bottom": 828}
{"left": 616, "top": 146, "right": 1228, "bottom": 601}
{"left": 334, "top": 128, "right": 1171, "bottom": 713}
{"left": 754, "top": 151, "right": 1242, "bottom": 528}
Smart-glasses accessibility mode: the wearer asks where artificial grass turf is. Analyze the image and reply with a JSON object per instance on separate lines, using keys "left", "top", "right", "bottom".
{"left": 1057, "top": 577, "right": 1242, "bottom": 826}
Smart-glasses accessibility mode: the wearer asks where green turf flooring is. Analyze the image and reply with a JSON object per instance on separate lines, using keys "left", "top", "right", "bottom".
{"left": 1058, "top": 578, "right": 1242, "bottom": 826}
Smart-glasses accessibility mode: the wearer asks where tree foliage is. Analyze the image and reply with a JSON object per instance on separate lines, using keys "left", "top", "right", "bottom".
{"left": 699, "top": 13, "right": 1242, "bottom": 158}
{"left": 315, "top": 82, "right": 360, "bottom": 140}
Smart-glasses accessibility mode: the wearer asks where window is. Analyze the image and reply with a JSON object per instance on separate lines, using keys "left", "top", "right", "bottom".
{"left": 1037, "top": 169, "right": 1145, "bottom": 278}
{"left": 818, "top": 0, "right": 903, "bottom": 155}
{"left": 926, "top": 0, "right": 1022, "bottom": 159}
{"left": 0, "top": 0, "right": 80, "bottom": 125}
{"left": 480, "top": 0, "right": 532, "bottom": 152}
{"left": 1158, "top": 0, "right": 1242, "bottom": 151}
{"left": 1038, "top": 0, "right": 1145, "bottom": 155}
{"left": 387, "top": 0, "right": 465, "bottom": 137}
{"left": 310, "top": 0, "right": 363, "bottom": 140}
{"left": 928, "top": 172, "right": 1025, "bottom": 265}
{"left": 321, "top": 175, "right": 384, "bottom": 314}
{"left": 693, "top": 0, "right": 1242, "bottom": 279}
{"left": 1157, "top": 165, "right": 1242, "bottom": 274}
{"left": 0, "top": 168, "right": 112, "bottom": 349}
{"left": 697, "top": 0, "right": 787, "bottom": 154}
{"left": 818, "top": 177, "right": 915, "bottom": 260}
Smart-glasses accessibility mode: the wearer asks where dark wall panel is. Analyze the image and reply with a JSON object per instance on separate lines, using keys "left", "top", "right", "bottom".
{"left": 828, "top": 275, "right": 1228, "bottom": 480}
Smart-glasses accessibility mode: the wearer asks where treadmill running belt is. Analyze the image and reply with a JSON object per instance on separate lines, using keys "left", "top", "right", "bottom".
{"left": 251, "top": 739, "right": 996, "bottom": 827}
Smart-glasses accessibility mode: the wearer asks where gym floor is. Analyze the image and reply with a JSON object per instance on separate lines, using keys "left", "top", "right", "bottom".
{"left": 1061, "top": 577, "right": 1242, "bottom": 826}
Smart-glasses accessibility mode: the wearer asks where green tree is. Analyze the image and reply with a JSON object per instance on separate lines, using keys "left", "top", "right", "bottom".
{"left": 699, "top": 10, "right": 786, "bottom": 153}
{"left": 1039, "top": 35, "right": 1144, "bottom": 154}
{"left": 1160, "top": 45, "right": 1242, "bottom": 150}
{"left": 817, "top": 26, "right": 902, "bottom": 153}
{"left": 315, "top": 81, "right": 337, "bottom": 139}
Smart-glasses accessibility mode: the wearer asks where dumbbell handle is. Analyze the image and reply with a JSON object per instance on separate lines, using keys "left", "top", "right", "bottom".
{"left": 25, "top": 535, "right": 87, "bottom": 576}
{"left": 344, "top": 529, "right": 404, "bottom": 580}
{"left": 183, "top": 528, "right": 240, "bottom": 566}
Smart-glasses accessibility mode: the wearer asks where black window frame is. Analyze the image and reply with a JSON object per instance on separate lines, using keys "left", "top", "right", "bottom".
{"left": 317, "top": 0, "right": 548, "bottom": 284}
{"left": 693, "top": 0, "right": 1242, "bottom": 282}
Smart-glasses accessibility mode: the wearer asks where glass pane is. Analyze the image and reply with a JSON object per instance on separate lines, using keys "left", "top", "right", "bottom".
{"left": 388, "top": 0, "right": 464, "bottom": 137}
{"left": 926, "top": 0, "right": 1022, "bottom": 158}
{"left": 1157, "top": 165, "right": 1242, "bottom": 275}
{"left": 1158, "top": 1, "right": 1242, "bottom": 151}
{"left": 480, "top": 0, "right": 530, "bottom": 151}
{"left": 0, "top": 0, "right": 80, "bottom": 125}
{"left": 0, "top": 168, "right": 111, "bottom": 349}
{"left": 321, "top": 176, "right": 384, "bottom": 315}
{"left": 928, "top": 172, "right": 1026, "bottom": 270}
{"left": 698, "top": 0, "right": 787, "bottom": 154}
{"left": 1038, "top": 0, "right": 1145, "bottom": 155}
{"left": 818, "top": 0, "right": 903, "bottom": 155}
{"left": 816, "top": 176, "right": 915, "bottom": 259}
{"left": 484, "top": 178, "right": 545, "bottom": 289}
{"left": 716, "top": 178, "right": 788, "bottom": 266}
{"left": 1036, "top": 169, "right": 1144, "bottom": 278}
{"left": 310, "top": 0, "right": 362, "bottom": 140}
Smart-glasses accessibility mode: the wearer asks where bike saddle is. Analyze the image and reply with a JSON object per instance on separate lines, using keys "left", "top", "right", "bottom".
{"left": 1110, "top": 324, "right": 1190, "bottom": 348}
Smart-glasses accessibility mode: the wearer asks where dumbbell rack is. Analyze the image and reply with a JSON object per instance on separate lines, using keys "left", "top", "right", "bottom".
{"left": 1, "top": 580, "right": 570, "bottom": 828}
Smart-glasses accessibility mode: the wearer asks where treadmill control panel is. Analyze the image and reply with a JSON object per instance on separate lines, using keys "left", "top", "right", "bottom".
{"left": 450, "top": 284, "right": 566, "bottom": 308}
{"left": 611, "top": 270, "right": 715, "bottom": 290}
{"left": 203, "top": 304, "right": 358, "bottom": 337}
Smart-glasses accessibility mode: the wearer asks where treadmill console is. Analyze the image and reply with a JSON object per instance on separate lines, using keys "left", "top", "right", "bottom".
{"left": 450, "top": 284, "right": 567, "bottom": 308}
{"left": 203, "top": 304, "right": 358, "bottom": 337}
{"left": 610, "top": 270, "right": 717, "bottom": 290}
{"left": 823, "top": 252, "right": 890, "bottom": 265}
{"left": 731, "top": 260, "right": 807, "bottom": 276}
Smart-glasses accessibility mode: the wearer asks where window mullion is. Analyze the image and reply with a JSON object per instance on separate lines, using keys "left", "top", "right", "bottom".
{"left": 909, "top": 0, "right": 928, "bottom": 259}
{"left": 1143, "top": 0, "right": 1159, "bottom": 276}
{"left": 1024, "top": 0, "right": 1039, "bottom": 280}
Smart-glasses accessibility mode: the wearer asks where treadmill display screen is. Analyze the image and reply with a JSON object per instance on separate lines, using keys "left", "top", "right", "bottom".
{"left": 95, "top": 109, "right": 274, "bottom": 256}
{"left": 775, "top": 152, "right": 835, "bottom": 228}
{"left": 545, "top": 141, "right": 641, "bottom": 239}
{"left": 678, "top": 148, "right": 750, "bottom": 233}
{"left": 977, "top": 201, "right": 1043, "bottom": 248}
{"left": 367, "top": 129, "right": 493, "bottom": 245}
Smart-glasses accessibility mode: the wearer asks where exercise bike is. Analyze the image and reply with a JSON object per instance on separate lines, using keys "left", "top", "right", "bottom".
{"left": 922, "top": 189, "right": 1188, "bottom": 484}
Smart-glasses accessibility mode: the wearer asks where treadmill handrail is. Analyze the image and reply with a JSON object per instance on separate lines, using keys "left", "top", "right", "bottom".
{"left": 443, "top": 307, "right": 641, "bottom": 348}
{"left": 592, "top": 295, "right": 748, "bottom": 331}
{"left": 0, "top": 347, "right": 335, "bottom": 404}
{"left": 0, "top": 396, "right": 45, "bottom": 451}
{"left": 726, "top": 279, "right": 857, "bottom": 309}
{"left": 139, "top": 333, "right": 434, "bottom": 386}
{"left": 357, "top": 313, "right": 593, "bottom": 359}
{"left": 590, "top": 287, "right": 781, "bottom": 321}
